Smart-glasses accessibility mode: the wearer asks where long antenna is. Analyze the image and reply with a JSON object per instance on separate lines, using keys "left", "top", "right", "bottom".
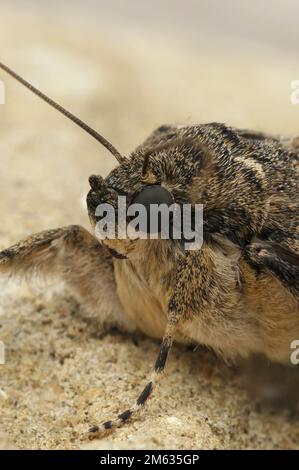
{"left": 0, "top": 61, "right": 125, "bottom": 164}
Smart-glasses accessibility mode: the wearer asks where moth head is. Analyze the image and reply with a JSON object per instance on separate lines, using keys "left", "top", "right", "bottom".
{"left": 87, "top": 168, "right": 177, "bottom": 259}
{"left": 86, "top": 134, "right": 205, "bottom": 258}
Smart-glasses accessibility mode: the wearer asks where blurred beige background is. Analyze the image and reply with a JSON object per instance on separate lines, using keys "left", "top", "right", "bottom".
{"left": 0, "top": 0, "right": 298, "bottom": 450}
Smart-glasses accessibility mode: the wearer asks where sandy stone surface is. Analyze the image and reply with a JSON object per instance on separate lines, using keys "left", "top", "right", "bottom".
{"left": 0, "top": 6, "right": 298, "bottom": 449}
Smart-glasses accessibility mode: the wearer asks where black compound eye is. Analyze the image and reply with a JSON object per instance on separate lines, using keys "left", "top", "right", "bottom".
{"left": 131, "top": 185, "right": 174, "bottom": 234}
{"left": 132, "top": 185, "right": 173, "bottom": 207}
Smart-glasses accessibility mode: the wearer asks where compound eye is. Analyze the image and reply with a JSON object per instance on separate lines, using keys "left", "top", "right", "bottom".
{"left": 131, "top": 185, "right": 174, "bottom": 234}
{"left": 132, "top": 185, "right": 173, "bottom": 206}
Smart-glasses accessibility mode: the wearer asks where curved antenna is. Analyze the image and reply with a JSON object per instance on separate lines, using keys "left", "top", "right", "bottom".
{"left": 0, "top": 61, "right": 125, "bottom": 164}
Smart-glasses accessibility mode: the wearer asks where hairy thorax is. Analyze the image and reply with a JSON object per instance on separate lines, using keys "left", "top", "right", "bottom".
{"left": 113, "top": 240, "right": 299, "bottom": 364}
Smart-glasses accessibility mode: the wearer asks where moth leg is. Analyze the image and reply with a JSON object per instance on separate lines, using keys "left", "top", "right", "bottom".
{"left": 88, "top": 252, "right": 200, "bottom": 436}
{"left": 246, "top": 240, "right": 299, "bottom": 301}
{"left": 0, "top": 225, "right": 133, "bottom": 331}
{"left": 88, "top": 314, "right": 179, "bottom": 436}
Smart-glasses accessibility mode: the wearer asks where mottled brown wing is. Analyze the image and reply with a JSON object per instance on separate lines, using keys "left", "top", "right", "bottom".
{"left": 246, "top": 239, "right": 299, "bottom": 300}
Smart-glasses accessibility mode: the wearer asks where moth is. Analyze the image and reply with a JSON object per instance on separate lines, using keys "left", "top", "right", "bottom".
{"left": 0, "top": 61, "right": 298, "bottom": 437}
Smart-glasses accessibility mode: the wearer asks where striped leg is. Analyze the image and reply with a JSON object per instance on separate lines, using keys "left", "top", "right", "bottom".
{"left": 88, "top": 321, "right": 178, "bottom": 436}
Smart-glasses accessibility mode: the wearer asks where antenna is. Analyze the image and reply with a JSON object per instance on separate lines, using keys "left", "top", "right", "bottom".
{"left": 0, "top": 61, "right": 125, "bottom": 164}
